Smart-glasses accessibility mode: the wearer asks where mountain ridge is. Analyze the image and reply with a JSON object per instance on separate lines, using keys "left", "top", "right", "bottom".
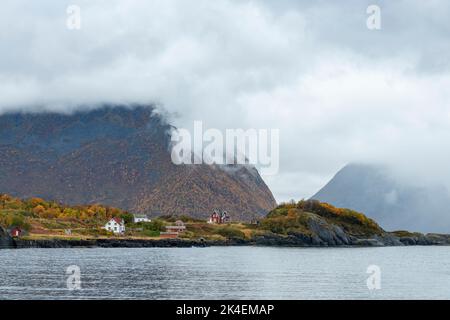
{"left": 0, "top": 105, "right": 276, "bottom": 220}
{"left": 312, "top": 163, "right": 450, "bottom": 233}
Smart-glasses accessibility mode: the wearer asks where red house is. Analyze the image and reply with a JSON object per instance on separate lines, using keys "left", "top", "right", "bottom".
{"left": 208, "top": 211, "right": 221, "bottom": 224}
{"left": 208, "top": 210, "right": 230, "bottom": 224}
{"left": 10, "top": 227, "right": 22, "bottom": 238}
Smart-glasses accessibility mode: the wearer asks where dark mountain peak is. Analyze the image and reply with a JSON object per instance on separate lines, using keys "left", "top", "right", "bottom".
{"left": 312, "top": 163, "right": 450, "bottom": 233}
{"left": 0, "top": 105, "right": 276, "bottom": 220}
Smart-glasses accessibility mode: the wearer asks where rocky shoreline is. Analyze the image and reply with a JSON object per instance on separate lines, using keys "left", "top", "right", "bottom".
{"left": 250, "top": 232, "right": 450, "bottom": 247}
{"left": 2, "top": 232, "right": 450, "bottom": 249}
{"left": 3, "top": 221, "right": 450, "bottom": 249}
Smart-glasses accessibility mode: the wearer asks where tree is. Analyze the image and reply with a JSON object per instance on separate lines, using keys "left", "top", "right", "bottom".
{"left": 143, "top": 219, "right": 165, "bottom": 232}
{"left": 120, "top": 212, "right": 134, "bottom": 224}
{"left": 33, "top": 205, "right": 45, "bottom": 216}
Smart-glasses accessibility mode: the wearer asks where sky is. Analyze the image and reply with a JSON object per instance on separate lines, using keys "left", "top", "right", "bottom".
{"left": 1, "top": 0, "right": 450, "bottom": 202}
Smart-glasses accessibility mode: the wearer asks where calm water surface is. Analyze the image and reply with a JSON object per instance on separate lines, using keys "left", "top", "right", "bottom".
{"left": 0, "top": 246, "right": 449, "bottom": 299}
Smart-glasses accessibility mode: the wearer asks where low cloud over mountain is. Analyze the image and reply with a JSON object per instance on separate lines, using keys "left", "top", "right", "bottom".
{"left": 0, "top": 106, "right": 276, "bottom": 220}
{"left": 312, "top": 164, "right": 450, "bottom": 233}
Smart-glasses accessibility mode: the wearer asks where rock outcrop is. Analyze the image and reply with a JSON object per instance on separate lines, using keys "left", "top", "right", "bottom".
{"left": 0, "top": 226, "right": 14, "bottom": 249}
{"left": 251, "top": 231, "right": 450, "bottom": 247}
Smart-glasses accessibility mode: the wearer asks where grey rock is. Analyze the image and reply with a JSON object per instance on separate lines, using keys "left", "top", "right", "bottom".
{"left": 399, "top": 237, "right": 417, "bottom": 245}
{"left": 352, "top": 239, "right": 384, "bottom": 246}
{"left": 375, "top": 234, "right": 404, "bottom": 246}
{"left": 0, "top": 226, "right": 14, "bottom": 249}
{"left": 306, "top": 213, "right": 350, "bottom": 245}
{"left": 424, "top": 233, "right": 450, "bottom": 245}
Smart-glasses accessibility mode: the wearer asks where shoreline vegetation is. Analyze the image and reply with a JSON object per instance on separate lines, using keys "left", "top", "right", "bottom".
{"left": 1, "top": 194, "right": 450, "bottom": 249}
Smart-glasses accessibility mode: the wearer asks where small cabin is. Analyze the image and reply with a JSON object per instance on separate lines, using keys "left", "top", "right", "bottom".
{"left": 165, "top": 220, "right": 186, "bottom": 233}
{"left": 249, "top": 215, "right": 260, "bottom": 225}
{"left": 160, "top": 220, "right": 186, "bottom": 238}
{"left": 133, "top": 215, "right": 151, "bottom": 223}
{"left": 10, "top": 227, "right": 23, "bottom": 238}
{"left": 208, "top": 211, "right": 221, "bottom": 224}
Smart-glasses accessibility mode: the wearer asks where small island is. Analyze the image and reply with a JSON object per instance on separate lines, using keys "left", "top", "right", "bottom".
{"left": 1, "top": 194, "right": 449, "bottom": 249}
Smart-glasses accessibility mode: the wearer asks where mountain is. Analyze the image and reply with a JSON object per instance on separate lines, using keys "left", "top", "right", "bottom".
{"left": 312, "top": 163, "right": 450, "bottom": 233}
{"left": 0, "top": 105, "right": 276, "bottom": 220}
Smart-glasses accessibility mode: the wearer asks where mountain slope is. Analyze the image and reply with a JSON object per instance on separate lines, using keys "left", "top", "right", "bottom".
{"left": 0, "top": 105, "right": 276, "bottom": 220}
{"left": 312, "top": 163, "right": 450, "bottom": 233}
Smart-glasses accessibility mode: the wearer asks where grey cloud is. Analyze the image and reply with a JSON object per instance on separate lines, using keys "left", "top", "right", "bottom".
{"left": 1, "top": 0, "right": 450, "bottom": 202}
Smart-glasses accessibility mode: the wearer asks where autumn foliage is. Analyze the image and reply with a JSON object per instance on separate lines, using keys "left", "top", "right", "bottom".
{"left": 0, "top": 194, "right": 133, "bottom": 229}
{"left": 261, "top": 199, "right": 383, "bottom": 236}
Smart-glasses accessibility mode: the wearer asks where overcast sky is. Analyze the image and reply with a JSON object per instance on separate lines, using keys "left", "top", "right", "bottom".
{"left": 1, "top": 0, "right": 450, "bottom": 202}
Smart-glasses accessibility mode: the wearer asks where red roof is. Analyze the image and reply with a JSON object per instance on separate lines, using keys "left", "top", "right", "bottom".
{"left": 111, "top": 217, "right": 123, "bottom": 224}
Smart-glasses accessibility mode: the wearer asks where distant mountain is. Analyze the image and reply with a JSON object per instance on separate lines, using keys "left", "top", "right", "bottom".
{"left": 0, "top": 105, "right": 276, "bottom": 220}
{"left": 312, "top": 163, "right": 450, "bottom": 233}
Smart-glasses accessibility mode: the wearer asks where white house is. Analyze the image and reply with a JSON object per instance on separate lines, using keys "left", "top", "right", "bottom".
{"left": 104, "top": 217, "right": 125, "bottom": 234}
{"left": 133, "top": 215, "right": 151, "bottom": 223}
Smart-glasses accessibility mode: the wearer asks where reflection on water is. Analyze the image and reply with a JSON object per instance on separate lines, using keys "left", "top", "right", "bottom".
{"left": 0, "top": 246, "right": 450, "bottom": 299}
